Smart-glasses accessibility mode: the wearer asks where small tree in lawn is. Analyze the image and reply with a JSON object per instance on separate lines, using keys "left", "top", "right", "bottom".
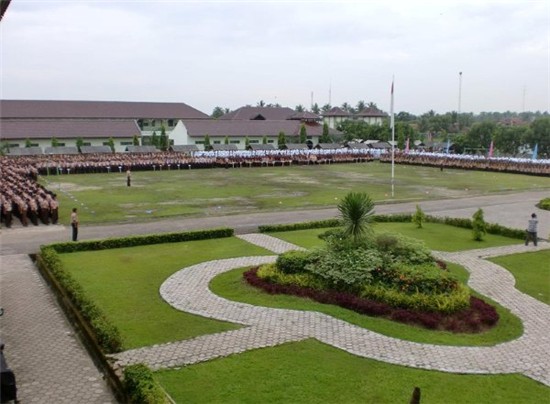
{"left": 224, "top": 136, "right": 229, "bottom": 145}
{"left": 132, "top": 134, "right": 140, "bottom": 146}
{"left": 320, "top": 122, "right": 331, "bottom": 143}
{"left": 151, "top": 131, "right": 158, "bottom": 148}
{"left": 25, "top": 138, "right": 33, "bottom": 148}
{"left": 107, "top": 137, "right": 115, "bottom": 152}
{"left": 412, "top": 205, "right": 426, "bottom": 228}
{"left": 338, "top": 192, "right": 376, "bottom": 242}
{"left": 51, "top": 137, "right": 60, "bottom": 147}
{"left": 245, "top": 136, "right": 250, "bottom": 148}
{"left": 76, "top": 137, "right": 84, "bottom": 152}
{"left": 262, "top": 135, "right": 268, "bottom": 144}
{"left": 159, "top": 125, "right": 168, "bottom": 151}
{"left": 472, "top": 208, "right": 486, "bottom": 241}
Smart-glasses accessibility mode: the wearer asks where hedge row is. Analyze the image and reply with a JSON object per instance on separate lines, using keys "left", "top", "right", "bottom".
{"left": 259, "top": 213, "right": 525, "bottom": 239}
{"left": 49, "top": 228, "right": 234, "bottom": 253}
{"left": 38, "top": 246, "right": 123, "bottom": 353}
{"left": 537, "top": 197, "right": 550, "bottom": 211}
{"left": 123, "top": 364, "right": 168, "bottom": 404}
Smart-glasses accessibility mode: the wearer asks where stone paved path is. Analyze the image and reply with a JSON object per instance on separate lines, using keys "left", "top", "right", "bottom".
{"left": 112, "top": 234, "right": 550, "bottom": 387}
{"left": 0, "top": 254, "right": 115, "bottom": 403}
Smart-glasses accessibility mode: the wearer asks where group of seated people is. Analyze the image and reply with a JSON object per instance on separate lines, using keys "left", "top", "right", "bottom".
{"left": 0, "top": 160, "right": 58, "bottom": 228}
{"left": 1, "top": 148, "right": 548, "bottom": 227}
{"left": 380, "top": 151, "right": 550, "bottom": 176}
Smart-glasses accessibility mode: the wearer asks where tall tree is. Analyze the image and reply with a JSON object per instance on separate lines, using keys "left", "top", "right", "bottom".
{"left": 151, "top": 131, "right": 158, "bottom": 147}
{"left": 257, "top": 100, "right": 266, "bottom": 107}
{"left": 76, "top": 137, "right": 84, "bottom": 152}
{"left": 321, "top": 103, "right": 332, "bottom": 112}
{"left": 277, "top": 131, "right": 286, "bottom": 149}
{"left": 356, "top": 100, "right": 366, "bottom": 112}
{"left": 526, "top": 117, "right": 550, "bottom": 157}
{"left": 25, "top": 138, "right": 33, "bottom": 148}
{"left": 311, "top": 103, "right": 320, "bottom": 114}
{"left": 299, "top": 124, "right": 308, "bottom": 143}
{"left": 211, "top": 106, "right": 226, "bottom": 118}
{"left": 51, "top": 137, "right": 59, "bottom": 147}
{"left": 295, "top": 104, "right": 305, "bottom": 112}
{"left": 132, "top": 134, "right": 140, "bottom": 146}
{"left": 320, "top": 122, "right": 331, "bottom": 143}
{"left": 159, "top": 125, "right": 169, "bottom": 151}
{"left": 224, "top": 136, "right": 229, "bottom": 145}
{"left": 107, "top": 137, "right": 115, "bottom": 152}
{"left": 465, "top": 122, "right": 497, "bottom": 151}
{"left": 204, "top": 134, "right": 211, "bottom": 151}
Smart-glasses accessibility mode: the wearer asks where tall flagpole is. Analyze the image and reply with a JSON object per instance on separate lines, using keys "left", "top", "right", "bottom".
{"left": 390, "top": 76, "right": 395, "bottom": 198}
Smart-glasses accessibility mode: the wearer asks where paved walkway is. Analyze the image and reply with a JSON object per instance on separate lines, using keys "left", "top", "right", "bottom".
{"left": 0, "top": 254, "right": 116, "bottom": 403}
{"left": 112, "top": 234, "right": 550, "bottom": 387}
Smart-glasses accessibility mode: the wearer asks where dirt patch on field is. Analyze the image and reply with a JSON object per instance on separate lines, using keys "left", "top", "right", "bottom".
{"left": 55, "top": 182, "right": 103, "bottom": 192}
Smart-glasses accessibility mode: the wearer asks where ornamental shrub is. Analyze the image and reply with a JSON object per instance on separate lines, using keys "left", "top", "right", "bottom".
{"left": 374, "top": 233, "right": 434, "bottom": 266}
{"left": 538, "top": 197, "right": 550, "bottom": 210}
{"left": 374, "top": 263, "right": 460, "bottom": 295}
{"left": 304, "top": 248, "right": 383, "bottom": 292}
{"left": 412, "top": 205, "right": 426, "bottom": 228}
{"left": 472, "top": 208, "right": 487, "bottom": 241}
{"left": 276, "top": 250, "right": 317, "bottom": 274}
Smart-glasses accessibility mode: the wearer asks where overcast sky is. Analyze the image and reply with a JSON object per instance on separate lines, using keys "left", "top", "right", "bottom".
{"left": 1, "top": 0, "right": 548, "bottom": 116}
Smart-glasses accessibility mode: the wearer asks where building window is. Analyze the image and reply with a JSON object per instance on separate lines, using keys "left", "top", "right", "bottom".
{"left": 8, "top": 143, "right": 20, "bottom": 148}
{"left": 230, "top": 140, "right": 240, "bottom": 144}
{"left": 82, "top": 142, "right": 91, "bottom": 146}
{"left": 195, "top": 141, "right": 205, "bottom": 145}
{"left": 151, "top": 120, "right": 156, "bottom": 127}
{"left": 168, "top": 119, "right": 174, "bottom": 126}
{"left": 143, "top": 121, "right": 149, "bottom": 127}
{"left": 249, "top": 140, "right": 260, "bottom": 144}
{"left": 213, "top": 140, "right": 221, "bottom": 144}
{"left": 120, "top": 141, "right": 133, "bottom": 145}
{"left": 267, "top": 140, "right": 275, "bottom": 143}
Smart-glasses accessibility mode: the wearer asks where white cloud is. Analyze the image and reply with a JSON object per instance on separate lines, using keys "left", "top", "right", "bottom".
{"left": 1, "top": 0, "right": 548, "bottom": 114}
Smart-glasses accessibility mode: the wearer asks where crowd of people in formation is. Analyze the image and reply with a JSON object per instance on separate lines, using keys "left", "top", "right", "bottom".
{"left": 0, "top": 159, "right": 58, "bottom": 228}
{"left": 1, "top": 148, "right": 548, "bottom": 228}
{"left": 6, "top": 148, "right": 378, "bottom": 175}
{"left": 380, "top": 151, "right": 550, "bottom": 176}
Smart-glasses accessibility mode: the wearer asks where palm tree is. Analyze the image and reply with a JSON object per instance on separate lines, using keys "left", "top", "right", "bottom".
{"left": 338, "top": 192, "right": 375, "bottom": 241}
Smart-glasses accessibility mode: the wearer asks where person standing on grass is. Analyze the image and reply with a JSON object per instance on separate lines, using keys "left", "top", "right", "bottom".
{"left": 71, "top": 207, "right": 79, "bottom": 242}
{"left": 126, "top": 169, "right": 131, "bottom": 187}
{"left": 525, "top": 213, "right": 538, "bottom": 246}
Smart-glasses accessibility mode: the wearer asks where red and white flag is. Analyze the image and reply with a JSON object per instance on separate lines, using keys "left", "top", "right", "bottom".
{"left": 488, "top": 140, "right": 494, "bottom": 157}
{"left": 405, "top": 138, "right": 410, "bottom": 153}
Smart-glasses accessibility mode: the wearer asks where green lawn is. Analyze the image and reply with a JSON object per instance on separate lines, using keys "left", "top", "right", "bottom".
{"left": 60, "top": 237, "right": 272, "bottom": 349}
{"left": 155, "top": 339, "right": 549, "bottom": 404}
{"left": 269, "top": 222, "right": 521, "bottom": 251}
{"left": 489, "top": 250, "right": 550, "bottom": 304}
{"left": 41, "top": 162, "right": 550, "bottom": 225}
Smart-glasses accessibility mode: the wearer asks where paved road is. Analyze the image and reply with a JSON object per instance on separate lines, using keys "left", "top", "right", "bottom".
{"left": 0, "top": 190, "right": 548, "bottom": 402}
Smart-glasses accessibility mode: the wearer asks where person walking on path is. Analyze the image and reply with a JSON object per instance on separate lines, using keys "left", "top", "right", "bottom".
{"left": 70, "top": 207, "right": 79, "bottom": 241}
{"left": 525, "top": 213, "right": 538, "bottom": 246}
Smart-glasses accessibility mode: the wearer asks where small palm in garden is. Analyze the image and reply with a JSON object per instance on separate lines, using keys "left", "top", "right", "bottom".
{"left": 338, "top": 192, "right": 376, "bottom": 242}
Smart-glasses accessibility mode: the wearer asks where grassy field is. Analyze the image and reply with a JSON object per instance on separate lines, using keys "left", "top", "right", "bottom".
{"left": 155, "top": 339, "right": 549, "bottom": 404}
{"left": 60, "top": 237, "right": 272, "bottom": 349}
{"left": 489, "top": 250, "right": 550, "bottom": 304}
{"left": 40, "top": 161, "right": 550, "bottom": 225}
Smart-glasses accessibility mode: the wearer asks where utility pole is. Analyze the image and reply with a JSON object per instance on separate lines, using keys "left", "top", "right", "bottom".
{"left": 457, "top": 71, "right": 462, "bottom": 132}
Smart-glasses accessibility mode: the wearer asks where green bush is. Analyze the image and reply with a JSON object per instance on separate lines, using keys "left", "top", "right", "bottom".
{"left": 276, "top": 250, "right": 316, "bottom": 274}
{"left": 123, "top": 364, "right": 167, "bottom": 404}
{"left": 361, "top": 283, "right": 470, "bottom": 314}
{"left": 258, "top": 263, "right": 325, "bottom": 289}
{"left": 38, "top": 246, "right": 123, "bottom": 353}
{"left": 49, "top": 228, "right": 234, "bottom": 253}
{"left": 472, "top": 208, "right": 487, "bottom": 241}
{"left": 375, "top": 263, "right": 460, "bottom": 295}
{"left": 411, "top": 205, "right": 426, "bottom": 228}
{"left": 304, "top": 248, "right": 383, "bottom": 292}
{"left": 374, "top": 233, "right": 434, "bottom": 266}
{"left": 538, "top": 197, "right": 550, "bottom": 210}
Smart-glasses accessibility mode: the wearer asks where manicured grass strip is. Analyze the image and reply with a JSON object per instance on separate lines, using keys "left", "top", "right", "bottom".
{"left": 210, "top": 263, "right": 522, "bottom": 347}
{"left": 270, "top": 222, "right": 520, "bottom": 252}
{"left": 154, "top": 339, "right": 549, "bottom": 404}
{"left": 60, "top": 237, "right": 271, "bottom": 349}
{"left": 489, "top": 250, "right": 550, "bottom": 304}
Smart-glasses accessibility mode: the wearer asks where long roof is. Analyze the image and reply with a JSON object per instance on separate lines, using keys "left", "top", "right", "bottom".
{"left": 0, "top": 100, "right": 209, "bottom": 119}
{"left": 356, "top": 107, "right": 388, "bottom": 117}
{"left": 323, "top": 107, "right": 351, "bottom": 117}
{"left": 0, "top": 119, "right": 141, "bottom": 140}
{"left": 219, "top": 106, "right": 296, "bottom": 120}
{"left": 182, "top": 120, "right": 340, "bottom": 137}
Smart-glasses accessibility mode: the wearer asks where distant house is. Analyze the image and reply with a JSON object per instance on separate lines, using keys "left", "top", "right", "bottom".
{"left": 322, "top": 107, "right": 352, "bottom": 129}
{"left": 355, "top": 107, "right": 388, "bottom": 125}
